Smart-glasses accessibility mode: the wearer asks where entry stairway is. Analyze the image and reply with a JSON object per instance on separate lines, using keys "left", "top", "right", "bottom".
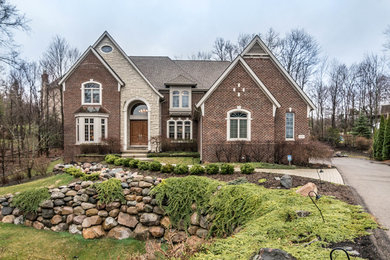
{"left": 121, "top": 147, "right": 152, "bottom": 161}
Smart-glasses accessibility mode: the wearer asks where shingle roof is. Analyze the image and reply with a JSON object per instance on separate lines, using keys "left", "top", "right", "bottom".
{"left": 381, "top": 104, "right": 390, "bottom": 115}
{"left": 130, "top": 56, "right": 230, "bottom": 90}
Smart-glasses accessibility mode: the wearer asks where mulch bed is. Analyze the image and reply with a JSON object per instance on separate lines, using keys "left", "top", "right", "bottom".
{"left": 327, "top": 235, "right": 382, "bottom": 260}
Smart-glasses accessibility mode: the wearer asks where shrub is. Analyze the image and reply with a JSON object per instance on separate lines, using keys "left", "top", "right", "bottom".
{"left": 114, "top": 158, "right": 124, "bottom": 166}
{"left": 81, "top": 172, "right": 100, "bottom": 181}
{"left": 147, "top": 151, "right": 200, "bottom": 158}
{"left": 189, "top": 164, "right": 205, "bottom": 175}
{"left": 220, "top": 163, "right": 234, "bottom": 175}
{"left": 383, "top": 118, "right": 390, "bottom": 160}
{"left": 32, "top": 157, "right": 51, "bottom": 176}
{"left": 122, "top": 158, "right": 133, "bottom": 167}
{"left": 373, "top": 116, "right": 386, "bottom": 160}
{"left": 80, "top": 144, "right": 109, "bottom": 154}
{"left": 11, "top": 188, "right": 50, "bottom": 213}
{"left": 240, "top": 163, "right": 255, "bottom": 174}
{"left": 355, "top": 137, "right": 371, "bottom": 151}
{"left": 161, "top": 164, "right": 175, "bottom": 173}
{"left": 93, "top": 178, "right": 124, "bottom": 204}
{"left": 129, "top": 159, "right": 140, "bottom": 168}
{"left": 105, "top": 154, "right": 118, "bottom": 164}
{"left": 149, "top": 161, "right": 162, "bottom": 171}
{"left": 138, "top": 161, "right": 150, "bottom": 171}
{"left": 352, "top": 113, "right": 371, "bottom": 138}
{"left": 326, "top": 127, "right": 341, "bottom": 147}
{"left": 101, "top": 137, "right": 121, "bottom": 154}
{"left": 205, "top": 164, "right": 219, "bottom": 175}
{"left": 173, "top": 164, "right": 188, "bottom": 175}
{"left": 65, "top": 167, "right": 84, "bottom": 178}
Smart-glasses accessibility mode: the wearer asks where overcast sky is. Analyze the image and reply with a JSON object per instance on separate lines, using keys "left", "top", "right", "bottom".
{"left": 11, "top": 0, "right": 390, "bottom": 65}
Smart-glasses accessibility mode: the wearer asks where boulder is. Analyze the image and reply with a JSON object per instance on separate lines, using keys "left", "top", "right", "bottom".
{"left": 51, "top": 223, "right": 68, "bottom": 232}
{"left": 73, "top": 215, "right": 87, "bottom": 225}
{"left": 82, "top": 225, "right": 106, "bottom": 239}
{"left": 81, "top": 202, "right": 95, "bottom": 210}
{"left": 86, "top": 208, "right": 98, "bottom": 216}
{"left": 190, "top": 212, "right": 200, "bottom": 225}
{"left": 1, "top": 207, "right": 13, "bottom": 216}
{"left": 61, "top": 207, "right": 73, "bottom": 215}
{"left": 102, "top": 217, "right": 118, "bottom": 230}
{"left": 134, "top": 223, "right": 150, "bottom": 240}
{"left": 107, "top": 226, "right": 134, "bottom": 240}
{"left": 117, "top": 212, "right": 138, "bottom": 228}
{"left": 51, "top": 191, "right": 65, "bottom": 199}
{"left": 250, "top": 248, "right": 297, "bottom": 260}
{"left": 69, "top": 224, "right": 82, "bottom": 235}
{"left": 51, "top": 215, "right": 63, "bottom": 225}
{"left": 41, "top": 209, "right": 54, "bottom": 219}
{"left": 40, "top": 200, "right": 54, "bottom": 208}
{"left": 82, "top": 216, "right": 102, "bottom": 228}
{"left": 33, "top": 221, "right": 44, "bottom": 230}
{"left": 160, "top": 216, "right": 171, "bottom": 228}
{"left": 196, "top": 228, "right": 208, "bottom": 238}
{"left": 2, "top": 215, "right": 15, "bottom": 223}
{"left": 73, "top": 206, "right": 85, "bottom": 215}
{"left": 140, "top": 213, "right": 160, "bottom": 226}
{"left": 296, "top": 182, "right": 318, "bottom": 197}
{"left": 280, "top": 175, "right": 292, "bottom": 189}
{"left": 149, "top": 226, "right": 164, "bottom": 238}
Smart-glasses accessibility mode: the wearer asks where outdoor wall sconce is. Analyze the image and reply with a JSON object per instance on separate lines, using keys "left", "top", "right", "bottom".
{"left": 308, "top": 190, "right": 325, "bottom": 223}
{"left": 330, "top": 247, "right": 350, "bottom": 260}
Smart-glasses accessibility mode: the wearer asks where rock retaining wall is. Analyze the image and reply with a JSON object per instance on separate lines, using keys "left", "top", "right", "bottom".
{"left": 0, "top": 165, "right": 210, "bottom": 242}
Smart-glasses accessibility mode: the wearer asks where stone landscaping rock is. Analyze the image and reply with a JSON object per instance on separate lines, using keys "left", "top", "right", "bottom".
{"left": 107, "top": 226, "right": 134, "bottom": 240}
{"left": 69, "top": 224, "right": 82, "bottom": 235}
{"left": 149, "top": 226, "right": 164, "bottom": 238}
{"left": 295, "top": 210, "right": 311, "bottom": 218}
{"left": 51, "top": 223, "right": 68, "bottom": 232}
{"left": 66, "top": 214, "right": 74, "bottom": 224}
{"left": 1, "top": 207, "right": 13, "bottom": 216}
{"left": 196, "top": 228, "right": 208, "bottom": 238}
{"left": 102, "top": 217, "right": 118, "bottom": 230}
{"left": 33, "top": 221, "right": 44, "bottom": 230}
{"left": 117, "top": 212, "right": 138, "bottom": 228}
{"left": 190, "top": 212, "right": 200, "bottom": 225}
{"left": 82, "top": 225, "right": 105, "bottom": 239}
{"left": 54, "top": 199, "right": 65, "bottom": 206}
{"left": 86, "top": 208, "right": 98, "bottom": 216}
{"left": 2, "top": 215, "right": 15, "bottom": 223}
{"left": 51, "top": 215, "right": 63, "bottom": 225}
{"left": 250, "top": 248, "right": 297, "bottom": 260}
{"left": 98, "top": 210, "right": 108, "bottom": 217}
{"left": 81, "top": 202, "right": 95, "bottom": 210}
{"left": 12, "top": 208, "right": 21, "bottom": 216}
{"left": 25, "top": 212, "right": 37, "bottom": 221}
{"left": 140, "top": 213, "right": 160, "bottom": 226}
{"left": 73, "top": 206, "right": 85, "bottom": 215}
{"left": 73, "top": 215, "right": 87, "bottom": 225}
{"left": 127, "top": 207, "right": 138, "bottom": 215}
{"left": 160, "top": 216, "right": 171, "bottom": 228}
{"left": 109, "top": 209, "right": 120, "bottom": 218}
{"left": 134, "top": 223, "right": 149, "bottom": 240}
{"left": 40, "top": 200, "right": 54, "bottom": 208}
{"left": 280, "top": 175, "right": 292, "bottom": 189}
{"left": 41, "top": 209, "right": 54, "bottom": 219}
{"left": 51, "top": 191, "right": 65, "bottom": 199}
{"left": 139, "top": 181, "right": 152, "bottom": 188}
{"left": 82, "top": 216, "right": 102, "bottom": 228}
{"left": 296, "top": 182, "right": 318, "bottom": 197}
{"left": 66, "top": 190, "right": 77, "bottom": 196}
{"left": 61, "top": 207, "right": 73, "bottom": 215}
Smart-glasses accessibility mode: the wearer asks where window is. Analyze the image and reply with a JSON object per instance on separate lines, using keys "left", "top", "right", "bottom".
{"left": 82, "top": 82, "right": 101, "bottom": 105}
{"left": 285, "top": 113, "right": 294, "bottom": 140}
{"left": 167, "top": 119, "right": 192, "bottom": 140}
{"left": 227, "top": 109, "right": 251, "bottom": 141}
{"left": 170, "top": 88, "right": 191, "bottom": 110}
{"left": 101, "top": 45, "right": 113, "bottom": 53}
{"left": 76, "top": 116, "right": 108, "bottom": 144}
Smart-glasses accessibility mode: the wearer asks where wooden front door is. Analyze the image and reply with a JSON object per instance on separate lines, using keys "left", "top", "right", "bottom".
{"left": 130, "top": 120, "right": 148, "bottom": 145}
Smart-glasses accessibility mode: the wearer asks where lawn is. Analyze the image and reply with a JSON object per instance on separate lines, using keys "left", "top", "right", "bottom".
{"left": 0, "top": 174, "right": 74, "bottom": 196}
{"left": 0, "top": 223, "right": 145, "bottom": 260}
{"left": 213, "top": 161, "right": 298, "bottom": 169}
{"left": 153, "top": 156, "right": 200, "bottom": 165}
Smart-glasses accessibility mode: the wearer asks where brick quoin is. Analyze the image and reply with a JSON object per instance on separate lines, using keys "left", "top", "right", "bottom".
{"left": 63, "top": 52, "right": 120, "bottom": 161}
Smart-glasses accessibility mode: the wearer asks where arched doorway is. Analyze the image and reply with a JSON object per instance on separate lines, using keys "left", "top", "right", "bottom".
{"left": 128, "top": 102, "right": 148, "bottom": 146}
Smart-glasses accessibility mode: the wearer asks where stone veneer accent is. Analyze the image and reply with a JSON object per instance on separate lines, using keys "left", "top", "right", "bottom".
{"left": 95, "top": 36, "right": 161, "bottom": 151}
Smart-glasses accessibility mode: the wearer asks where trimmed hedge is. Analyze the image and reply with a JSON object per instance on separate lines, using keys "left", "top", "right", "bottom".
{"left": 220, "top": 164, "right": 234, "bottom": 175}
{"left": 147, "top": 152, "right": 200, "bottom": 158}
{"left": 161, "top": 164, "right": 175, "bottom": 173}
{"left": 174, "top": 164, "right": 188, "bottom": 175}
{"left": 149, "top": 161, "right": 162, "bottom": 171}
{"left": 189, "top": 164, "right": 205, "bottom": 175}
{"left": 205, "top": 164, "right": 219, "bottom": 175}
{"left": 240, "top": 163, "right": 255, "bottom": 174}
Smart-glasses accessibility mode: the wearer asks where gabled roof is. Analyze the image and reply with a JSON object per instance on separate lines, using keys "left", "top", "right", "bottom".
{"left": 92, "top": 31, "right": 163, "bottom": 98}
{"left": 242, "top": 36, "right": 316, "bottom": 110}
{"left": 196, "top": 55, "right": 281, "bottom": 109}
{"left": 58, "top": 47, "right": 124, "bottom": 87}
{"left": 165, "top": 74, "right": 197, "bottom": 86}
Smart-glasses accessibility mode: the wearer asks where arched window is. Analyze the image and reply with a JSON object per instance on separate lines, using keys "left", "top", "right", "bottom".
{"left": 172, "top": 91, "right": 180, "bottom": 108}
{"left": 182, "top": 91, "right": 189, "bottom": 108}
{"left": 227, "top": 109, "right": 251, "bottom": 141}
{"left": 82, "top": 82, "right": 101, "bottom": 105}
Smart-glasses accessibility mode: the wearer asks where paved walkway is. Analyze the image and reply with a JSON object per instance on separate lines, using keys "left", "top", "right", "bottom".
{"left": 254, "top": 168, "right": 344, "bottom": 184}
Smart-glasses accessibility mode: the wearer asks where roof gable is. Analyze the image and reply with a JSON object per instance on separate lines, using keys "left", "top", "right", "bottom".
{"left": 92, "top": 31, "right": 163, "bottom": 98}
{"left": 196, "top": 56, "right": 281, "bottom": 109}
{"left": 242, "top": 36, "right": 316, "bottom": 110}
{"left": 58, "top": 47, "right": 124, "bottom": 89}
{"left": 165, "top": 74, "right": 197, "bottom": 86}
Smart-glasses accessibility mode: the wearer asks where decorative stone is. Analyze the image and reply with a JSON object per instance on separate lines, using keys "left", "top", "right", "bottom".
{"left": 1, "top": 207, "right": 13, "bottom": 216}
{"left": 280, "top": 175, "right": 292, "bottom": 189}
{"left": 127, "top": 207, "right": 138, "bottom": 215}
{"left": 250, "top": 248, "right": 297, "bottom": 260}
{"left": 134, "top": 223, "right": 149, "bottom": 240}
{"left": 149, "top": 226, "right": 164, "bottom": 238}
{"left": 106, "top": 202, "right": 121, "bottom": 211}
{"left": 51, "top": 223, "right": 68, "bottom": 232}
{"left": 117, "top": 212, "right": 138, "bottom": 228}
{"left": 51, "top": 215, "right": 63, "bottom": 225}
{"left": 109, "top": 209, "right": 120, "bottom": 218}
{"left": 69, "top": 224, "right": 82, "bottom": 235}
{"left": 102, "top": 217, "right": 118, "bottom": 230}
{"left": 107, "top": 226, "right": 134, "bottom": 240}
{"left": 188, "top": 226, "right": 198, "bottom": 235}
{"left": 82, "top": 225, "right": 105, "bottom": 239}
{"left": 136, "top": 202, "right": 145, "bottom": 212}
{"left": 81, "top": 181, "right": 93, "bottom": 188}
{"left": 130, "top": 187, "right": 142, "bottom": 194}
{"left": 190, "top": 212, "right": 200, "bottom": 226}
{"left": 73, "top": 215, "right": 87, "bottom": 225}
{"left": 196, "top": 228, "right": 208, "bottom": 238}
{"left": 41, "top": 209, "right": 54, "bottom": 219}
{"left": 51, "top": 191, "right": 65, "bottom": 199}
{"left": 12, "top": 208, "right": 21, "bottom": 216}
{"left": 81, "top": 202, "right": 95, "bottom": 210}
{"left": 33, "top": 221, "right": 44, "bottom": 229}
{"left": 74, "top": 194, "right": 89, "bottom": 203}
{"left": 153, "top": 206, "right": 164, "bottom": 215}
{"left": 66, "top": 190, "right": 77, "bottom": 196}
{"left": 142, "top": 188, "right": 150, "bottom": 196}
{"left": 160, "top": 216, "right": 171, "bottom": 228}
{"left": 82, "top": 216, "right": 102, "bottom": 228}
{"left": 61, "top": 207, "right": 73, "bottom": 215}
{"left": 139, "top": 181, "right": 152, "bottom": 188}
{"left": 98, "top": 210, "right": 108, "bottom": 217}
{"left": 144, "top": 204, "right": 153, "bottom": 213}
{"left": 126, "top": 195, "right": 137, "bottom": 201}
{"left": 86, "top": 208, "right": 98, "bottom": 216}
{"left": 54, "top": 199, "right": 65, "bottom": 206}
{"left": 296, "top": 183, "right": 318, "bottom": 197}
{"left": 2, "top": 215, "right": 15, "bottom": 223}
{"left": 73, "top": 206, "right": 85, "bottom": 215}
{"left": 296, "top": 210, "right": 311, "bottom": 218}
{"left": 140, "top": 213, "right": 160, "bottom": 226}
{"left": 66, "top": 214, "right": 74, "bottom": 224}
{"left": 40, "top": 200, "right": 54, "bottom": 208}
{"left": 25, "top": 212, "right": 37, "bottom": 221}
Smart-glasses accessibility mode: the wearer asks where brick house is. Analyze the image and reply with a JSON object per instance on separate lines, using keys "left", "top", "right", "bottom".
{"left": 58, "top": 31, "right": 315, "bottom": 162}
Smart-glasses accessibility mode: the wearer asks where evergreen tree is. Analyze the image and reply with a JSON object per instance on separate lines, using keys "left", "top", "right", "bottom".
{"left": 374, "top": 116, "right": 386, "bottom": 160}
{"left": 352, "top": 113, "right": 371, "bottom": 139}
{"left": 383, "top": 118, "right": 390, "bottom": 160}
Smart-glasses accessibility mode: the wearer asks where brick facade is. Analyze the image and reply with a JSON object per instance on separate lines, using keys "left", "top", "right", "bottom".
{"left": 63, "top": 52, "right": 120, "bottom": 160}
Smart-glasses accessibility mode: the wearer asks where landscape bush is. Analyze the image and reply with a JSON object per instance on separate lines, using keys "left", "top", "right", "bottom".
{"left": 81, "top": 172, "right": 100, "bottom": 181}
{"left": 149, "top": 161, "right": 162, "bottom": 171}
{"left": 11, "top": 188, "right": 50, "bottom": 213}
{"left": 129, "top": 159, "right": 140, "bottom": 168}
{"left": 189, "top": 164, "right": 205, "bottom": 175}
{"left": 64, "top": 167, "right": 84, "bottom": 178}
{"left": 161, "top": 164, "right": 175, "bottom": 173}
{"left": 355, "top": 137, "right": 371, "bottom": 151}
{"left": 205, "top": 164, "right": 219, "bottom": 175}
{"left": 93, "top": 178, "right": 124, "bottom": 204}
{"left": 114, "top": 158, "right": 124, "bottom": 166}
{"left": 220, "top": 163, "right": 234, "bottom": 175}
{"left": 104, "top": 154, "right": 118, "bottom": 164}
{"left": 32, "top": 157, "right": 51, "bottom": 176}
{"left": 147, "top": 151, "right": 200, "bottom": 158}
{"left": 173, "top": 164, "right": 188, "bottom": 175}
{"left": 138, "top": 161, "right": 150, "bottom": 171}
{"left": 240, "top": 163, "right": 255, "bottom": 174}
{"left": 122, "top": 158, "right": 133, "bottom": 167}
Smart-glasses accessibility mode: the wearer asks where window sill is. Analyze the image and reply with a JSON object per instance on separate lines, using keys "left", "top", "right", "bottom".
{"left": 168, "top": 139, "right": 194, "bottom": 143}
{"left": 227, "top": 138, "right": 251, "bottom": 141}
{"left": 285, "top": 138, "right": 295, "bottom": 141}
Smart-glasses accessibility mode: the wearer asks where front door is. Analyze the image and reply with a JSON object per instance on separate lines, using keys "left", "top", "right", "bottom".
{"left": 130, "top": 120, "right": 148, "bottom": 145}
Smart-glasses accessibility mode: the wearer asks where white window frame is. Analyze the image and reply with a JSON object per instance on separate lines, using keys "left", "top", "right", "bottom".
{"left": 75, "top": 114, "right": 108, "bottom": 144}
{"left": 169, "top": 87, "right": 192, "bottom": 111}
{"left": 285, "top": 112, "right": 295, "bottom": 141}
{"left": 166, "top": 118, "right": 193, "bottom": 140}
{"left": 81, "top": 80, "right": 102, "bottom": 105}
{"left": 226, "top": 108, "right": 251, "bottom": 141}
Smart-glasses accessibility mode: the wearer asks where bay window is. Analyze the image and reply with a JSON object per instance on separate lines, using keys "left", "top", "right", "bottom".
{"left": 75, "top": 115, "right": 108, "bottom": 144}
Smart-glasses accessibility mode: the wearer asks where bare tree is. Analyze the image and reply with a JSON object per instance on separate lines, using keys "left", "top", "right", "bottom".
{"left": 279, "top": 29, "right": 320, "bottom": 90}
{"left": 260, "top": 28, "right": 281, "bottom": 54}
{"left": 236, "top": 33, "right": 257, "bottom": 53}
{"left": 328, "top": 61, "right": 348, "bottom": 128}
{"left": 212, "top": 37, "right": 237, "bottom": 61}
{"left": 189, "top": 51, "right": 212, "bottom": 60}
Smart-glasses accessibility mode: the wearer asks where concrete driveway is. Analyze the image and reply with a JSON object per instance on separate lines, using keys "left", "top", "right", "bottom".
{"left": 332, "top": 157, "right": 390, "bottom": 258}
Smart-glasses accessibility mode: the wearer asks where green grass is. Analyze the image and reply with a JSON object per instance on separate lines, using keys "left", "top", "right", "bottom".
{"left": 0, "top": 174, "right": 74, "bottom": 196}
{"left": 29, "top": 158, "right": 64, "bottom": 178}
{"left": 212, "top": 162, "right": 297, "bottom": 169}
{"left": 0, "top": 223, "right": 145, "bottom": 260}
{"left": 153, "top": 157, "right": 200, "bottom": 165}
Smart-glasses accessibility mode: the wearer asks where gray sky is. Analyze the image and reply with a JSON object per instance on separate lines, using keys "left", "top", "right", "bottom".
{"left": 12, "top": 0, "right": 390, "bottom": 65}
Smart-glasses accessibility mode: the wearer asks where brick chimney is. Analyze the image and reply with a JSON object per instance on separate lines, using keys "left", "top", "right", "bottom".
{"left": 41, "top": 70, "right": 49, "bottom": 84}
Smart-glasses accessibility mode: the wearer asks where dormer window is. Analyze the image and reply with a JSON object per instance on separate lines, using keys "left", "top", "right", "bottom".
{"left": 170, "top": 87, "right": 191, "bottom": 111}
{"left": 82, "top": 81, "right": 101, "bottom": 105}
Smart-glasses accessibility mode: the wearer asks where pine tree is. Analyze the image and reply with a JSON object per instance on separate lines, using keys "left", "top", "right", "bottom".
{"left": 374, "top": 116, "right": 386, "bottom": 160}
{"left": 352, "top": 113, "right": 371, "bottom": 139}
{"left": 382, "top": 118, "right": 390, "bottom": 160}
